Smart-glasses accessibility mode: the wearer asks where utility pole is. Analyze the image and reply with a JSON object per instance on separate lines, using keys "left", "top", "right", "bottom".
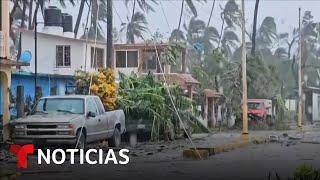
{"left": 241, "top": 0, "right": 249, "bottom": 139}
{"left": 106, "top": 0, "right": 113, "bottom": 68}
{"left": 1, "top": 0, "right": 11, "bottom": 141}
{"left": 34, "top": 13, "right": 38, "bottom": 101}
{"left": 298, "top": 8, "right": 303, "bottom": 129}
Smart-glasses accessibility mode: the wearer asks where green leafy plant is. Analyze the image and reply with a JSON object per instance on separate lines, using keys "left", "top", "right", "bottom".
{"left": 116, "top": 72, "right": 200, "bottom": 141}
{"left": 268, "top": 164, "right": 320, "bottom": 180}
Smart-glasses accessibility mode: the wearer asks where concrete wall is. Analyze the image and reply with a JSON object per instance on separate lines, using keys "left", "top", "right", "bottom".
{"left": 10, "top": 74, "right": 74, "bottom": 99}
{"left": 285, "top": 99, "right": 296, "bottom": 111}
{"left": 312, "top": 93, "right": 320, "bottom": 122}
{"left": 20, "top": 31, "right": 86, "bottom": 76}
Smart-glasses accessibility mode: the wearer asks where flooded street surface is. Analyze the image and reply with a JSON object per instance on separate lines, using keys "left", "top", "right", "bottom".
{"left": 2, "top": 130, "right": 320, "bottom": 180}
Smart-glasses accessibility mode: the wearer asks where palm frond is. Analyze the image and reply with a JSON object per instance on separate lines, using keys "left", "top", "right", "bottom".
{"left": 185, "top": 0, "right": 198, "bottom": 17}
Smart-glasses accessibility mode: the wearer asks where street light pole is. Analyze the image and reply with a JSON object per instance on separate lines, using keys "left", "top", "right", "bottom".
{"left": 298, "top": 7, "right": 303, "bottom": 129}
{"left": 241, "top": 0, "right": 249, "bottom": 138}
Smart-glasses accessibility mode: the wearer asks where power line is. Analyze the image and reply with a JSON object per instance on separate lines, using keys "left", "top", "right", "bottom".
{"left": 113, "top": 2, "right": 123, "bottom": 24}
{"left": 145, "top": 10, "right": 202, "bottom": 158}
{"left": 159, "top": 1, "right": 171, "bottom": 32}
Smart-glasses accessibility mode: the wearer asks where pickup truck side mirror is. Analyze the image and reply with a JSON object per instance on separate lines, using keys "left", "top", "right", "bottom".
{"left": 87, "top": 111, "right": 96, "bottom": 118}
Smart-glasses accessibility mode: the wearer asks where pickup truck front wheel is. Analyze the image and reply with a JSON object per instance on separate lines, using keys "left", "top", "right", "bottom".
{"left": 108, "top": 128, "right": 121, "bottom": 147}
{"left": 75, "top": 130, "right": 86, "bottom": 150}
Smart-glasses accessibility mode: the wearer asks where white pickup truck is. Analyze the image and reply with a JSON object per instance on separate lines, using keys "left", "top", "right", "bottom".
{"left": 10, "top": 95, "right": 125, "bottom": 148}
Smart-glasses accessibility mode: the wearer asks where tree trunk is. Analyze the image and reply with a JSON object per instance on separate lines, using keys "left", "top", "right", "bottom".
{"left": 74, "top": 0, "right": 86, "bottom": 38}
{"left": 207, "top": 0, "right": 216, "bottom": 27}
{"left": 131, "top": 0, "right": 136, "bottom": 21}
{"left": 177, "top": 0, "right": 185, "bottom": 31}
{"left": 20, "top": 0, "right": 27, "bottom": 29}
{"left": 251, "top": 0, "right": 260, "bottom": 56}
{"left": 287, "top": 38, "right": 296, "bottom": 60}
{"left": 10, "top": 0, "right": 19, "bottom": 27}
{"left": 28, "top": 0, "right": 33, "bottom": 30}
{"left": 31, "top": 1, "right": 40, "bottom": 29}
{"left": 106, "top": 0, "right": 113, "bottom": 68}
{"left": 218, "top": 13, "right": 225, "bottom": 49}
{"left": 92, "top": 0, "right": 98, "bottom": 30}
{"left": 39, "top": 0, "right": 44, "bottom": 17}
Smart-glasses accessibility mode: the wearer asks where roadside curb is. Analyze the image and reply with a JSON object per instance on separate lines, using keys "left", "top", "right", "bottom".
{"left": 182, "top": 149, "right": 209, "bottom": 160}
{"left": 183, "top": 137, "right": 268, "bottom": 160}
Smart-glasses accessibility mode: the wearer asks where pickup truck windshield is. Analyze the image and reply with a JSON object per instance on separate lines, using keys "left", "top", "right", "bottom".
{"left": 34, "top": 98, "right": 84, "bottom": 115}
{"left": 248, "top": 102, "right": 263, "bottom": 109}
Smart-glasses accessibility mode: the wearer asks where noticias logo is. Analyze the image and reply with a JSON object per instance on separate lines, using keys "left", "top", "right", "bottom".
{"left": 10, "top": 144, "right": 130, "bottom": 169}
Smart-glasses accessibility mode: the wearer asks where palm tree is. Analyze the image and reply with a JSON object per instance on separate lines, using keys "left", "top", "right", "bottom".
{"left": 20, "top": 0, "right": 28, "bottom": 29}
{"left": 301, "top": 11, "right": 319, "bottom": 58}
{"left": 203, "top": 26, "right": 220, "bottom": 53}
{"left": 207, "top": 0, "right": 216, "bottom": 27}
{"left": 256, "top": 16, "right": 278, "bottom": 51}
{"left": 74, "top": 0, "right": 86, "bottom": 38}
{"left": 82, "top": 0, "right": 107, "bottom": 40}
{"left": 221, "top": 29, "right": 240, "bottom": 59}
{"left": 28, "top": 0, "right": 33, "bottom": 30}
{"left": 174, "top": 0, "right": 207, "bottom": 41}
{"left": 218, "top": 0, "right": 241, "bottom": 48}
{"left": 169, "top": 29, "right": 186, "bottom": 42}
{"left": 10, "top": 0, "right": 22, "bottom": 27}
{"left": 120, "top": 12, "right": 148, "bottom": 44}
{"left": 125, "top": 0, "right": 158, "bottom": 14}
{"left": 274, "top": 29, "right": 299, "bottom": 59}
{"left": 57, "top": 0, "right": 76, "bottom": 8}
{"left": 251, "top": 0, "right": 260, "bottom": 56}
{"left": 186, "top": 18, "right": 219, "bottom": 54}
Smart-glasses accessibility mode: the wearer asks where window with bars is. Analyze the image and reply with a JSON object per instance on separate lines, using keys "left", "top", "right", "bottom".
{"left": 56, "top": 45, "right": 71, "bottom": 67}
{"left": 90, "top": 47, "right": 104, "bottom": 68}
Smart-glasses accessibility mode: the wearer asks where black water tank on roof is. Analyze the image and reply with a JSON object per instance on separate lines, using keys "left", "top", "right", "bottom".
{"left": 62, "top": 13, "right": 73, "bottom": 32}
{"left": 44, "top": 6, "right": 62, "bottom": 27}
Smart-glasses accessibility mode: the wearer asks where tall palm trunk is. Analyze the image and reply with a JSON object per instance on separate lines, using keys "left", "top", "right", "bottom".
{"left": 92, "top": 0, "right": 98, "bottom": 30}
{"left": 28, "top": 0, "right": 34, "bottom": 30}
{"left": 39, "top": 0, "right": 44, "bottom": 17}
{"left": 251, "top": 0, "right": 260, "bottom": 56}
{"left": 207, "top": 0, "right": 216, "bottom": 27}
{"left": 10, "top": 0, "right": 20, "bottom": 27}
{"left": 218, "top": 12, "right": 225, "bottom": 48}
{"left": 131, "top": 0, "right": 136, "bottom": 21}
{"left": 20, "top": 0, "right": 27, "bottom": 28}
{"left": 106, "top": 0, "right": 113, "bottom": 68}
{"left": 176, "top": 0, "right": 185, "bottom": 42}
{"left": 287, "top": 38, "right": 296, "bottom": 59}
{"left": 74, "top": 0, "right": 86, "bottom": 38}
{"left": 178, "top": 0, "right": 185, "bottom": 31}
{"left": 31, "top": 1, "right": 40, "bottom": 29}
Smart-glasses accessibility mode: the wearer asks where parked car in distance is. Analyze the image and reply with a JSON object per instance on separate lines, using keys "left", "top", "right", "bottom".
{"left": 10, "top": 95, "right": 125, "bottom": 148}
{"left": 248, "top": 99, "right": 272, "bottom": 122}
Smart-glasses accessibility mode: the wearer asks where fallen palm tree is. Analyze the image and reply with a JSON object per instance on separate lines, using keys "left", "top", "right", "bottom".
{"left": 116, "top": 72, "right": 204, "bottom": 141}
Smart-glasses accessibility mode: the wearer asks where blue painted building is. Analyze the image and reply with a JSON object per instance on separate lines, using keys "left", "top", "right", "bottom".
{"left": 6, "top": 70, "right": 75, "bottom": 118}
{"left": 11, "top": 71, "right": 75, "bottom": 99}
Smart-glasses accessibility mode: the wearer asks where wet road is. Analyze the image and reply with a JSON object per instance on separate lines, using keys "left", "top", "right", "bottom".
{"left": 20, "top": 138, "right": 320, "bottom": 179}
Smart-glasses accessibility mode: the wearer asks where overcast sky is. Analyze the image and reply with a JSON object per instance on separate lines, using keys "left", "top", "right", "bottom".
{"left": 35, "top": 0, "right": 320, "bottom": 42}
